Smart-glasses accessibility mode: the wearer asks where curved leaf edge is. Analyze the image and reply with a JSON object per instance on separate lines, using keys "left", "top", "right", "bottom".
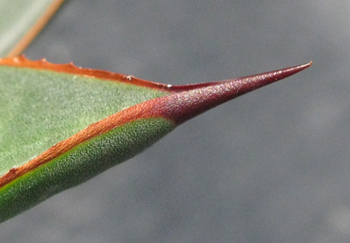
{"left": 0, "top": 55, "right": 227, "bottom": 91}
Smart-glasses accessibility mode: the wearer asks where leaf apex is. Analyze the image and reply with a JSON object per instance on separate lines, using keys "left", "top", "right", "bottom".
{"left": 150, "top": 61, "right": 312, "bottom": 124}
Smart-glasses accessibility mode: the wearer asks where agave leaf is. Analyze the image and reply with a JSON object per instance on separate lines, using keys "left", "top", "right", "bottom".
{"left": 0, "top": 56, "right": 311, "bottom": 222}
{"left": 0, "top": 0, "right": 65, "bottom": 57}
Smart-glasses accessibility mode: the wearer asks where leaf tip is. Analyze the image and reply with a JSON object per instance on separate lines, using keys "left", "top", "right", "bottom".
{"left": 152, "top": 61, "right": 312, "bottom": 125}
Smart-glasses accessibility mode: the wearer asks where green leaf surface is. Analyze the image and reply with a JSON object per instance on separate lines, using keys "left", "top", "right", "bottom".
{"left": 0, "top": 118, "right": 174, "bottom": 222}
{"left": 0, "top": 56, "right": 311, "bottom": 222}
{"left": 0, "top": 64, "right": 168, "bottom": 176}
{"left": 0, "top": 0, "right": 64, "bottom": 57}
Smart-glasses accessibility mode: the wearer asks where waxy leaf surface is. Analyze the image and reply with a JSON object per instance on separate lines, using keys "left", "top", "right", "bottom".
{"left": 0, "top": 58, "right": 170, "bottom": 177}
{"left": 0, "top": 0, "right": 65, "bottom": 57}
{"left": 0, "top": 56, "right": 311, "bottom": 222}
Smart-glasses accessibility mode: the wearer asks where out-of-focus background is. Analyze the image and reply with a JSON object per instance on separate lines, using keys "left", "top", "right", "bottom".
{"left": 2, "top": 1, "right": 350, "bottom": 242}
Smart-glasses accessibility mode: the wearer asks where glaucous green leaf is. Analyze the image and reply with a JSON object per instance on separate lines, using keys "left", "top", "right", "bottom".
{"left": 0, "top": 59, "right": 169, "bottom": 177}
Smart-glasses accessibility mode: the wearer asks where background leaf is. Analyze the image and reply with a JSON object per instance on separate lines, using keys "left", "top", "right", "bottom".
{"left": 0, "top": 0, "right": 64, "bottom": 57}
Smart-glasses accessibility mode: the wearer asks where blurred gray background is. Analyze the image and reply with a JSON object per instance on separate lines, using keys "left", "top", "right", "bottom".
{"left": 1, "top": 1, "right": 350, "bottom": 242}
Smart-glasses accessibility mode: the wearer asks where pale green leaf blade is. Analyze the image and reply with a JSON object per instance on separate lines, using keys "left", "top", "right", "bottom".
{"left": 0, "top": 0, "right": 64, "bottom": 57}
{"left": 0, "top": 57, "right": 171, "bottom": 177}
